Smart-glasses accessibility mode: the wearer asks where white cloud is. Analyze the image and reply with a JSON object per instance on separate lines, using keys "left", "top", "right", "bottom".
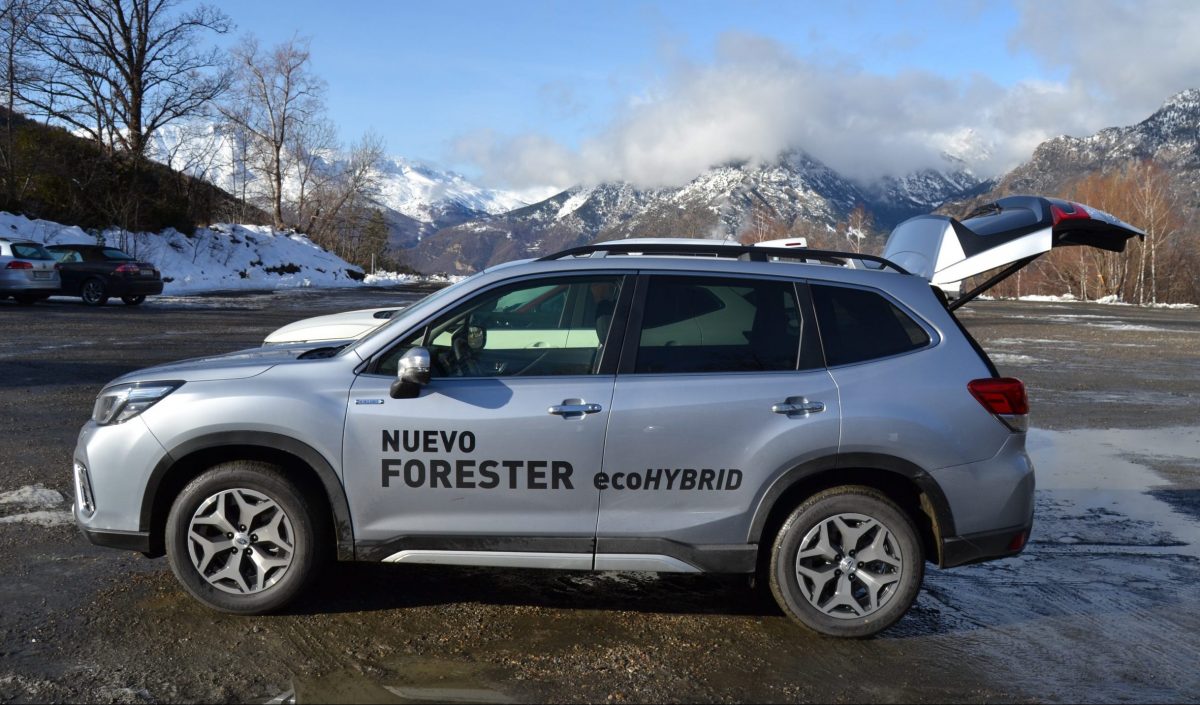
{"left": 457, "top": 2, "right": 1200, "bottom": 190}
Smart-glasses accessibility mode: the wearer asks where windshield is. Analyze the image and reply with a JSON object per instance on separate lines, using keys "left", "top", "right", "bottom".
{"left": 344, "top": 274, "right": 483, "bottom": 354}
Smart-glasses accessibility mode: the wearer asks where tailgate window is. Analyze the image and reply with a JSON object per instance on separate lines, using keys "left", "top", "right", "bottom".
{"left": 11, "top": 243, "right": 53, "bottom": 260}
{"left": 811, "top": 284, "right": 930, "bottom": 366}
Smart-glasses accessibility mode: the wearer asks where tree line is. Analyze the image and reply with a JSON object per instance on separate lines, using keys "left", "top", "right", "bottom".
{"left": 0, "top": 0, "right": 391, "bottom": 269}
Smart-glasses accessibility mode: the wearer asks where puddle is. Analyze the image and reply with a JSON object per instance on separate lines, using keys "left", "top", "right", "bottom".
{"left": 1027, "top": 426, "right": 1200, "bottom": 556}
{"left": 283, "top": 658, "right": 520, "bottom": 705}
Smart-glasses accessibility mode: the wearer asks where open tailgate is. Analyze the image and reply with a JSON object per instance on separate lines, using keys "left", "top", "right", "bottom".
{"left": 883, "top": 195, "right": 1144, "bottom": 308}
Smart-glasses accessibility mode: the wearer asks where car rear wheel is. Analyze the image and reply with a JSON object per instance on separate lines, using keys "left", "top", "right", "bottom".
{"left": 81, "top": 278, "right": 109, "bottom": 306}
{"left": 769, "top": 485, "right": 923, "bottom": 638}
{"left": 121, "top": 295, "right": 146, "bottom": 306}
{"left": 165, "top": 461, "right": 323, "bottom": 614}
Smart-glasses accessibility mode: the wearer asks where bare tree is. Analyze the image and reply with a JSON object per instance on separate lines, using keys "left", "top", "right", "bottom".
{"left": 1126, "top": 160, "right": 1180, "bottom": 305}
{"left": 220, "top": 35, "right": 324, "bottom": 229}
{"left": 22, "top": 0, "right": 229, "bottom": 158}
{"left": 0, "top": 0, "right": 48, "bottom": 200}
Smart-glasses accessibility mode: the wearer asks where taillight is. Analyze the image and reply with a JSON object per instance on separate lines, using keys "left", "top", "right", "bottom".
{"left": 1051, "top": 201, "right": 1090, "bottom": 226}
{"left": 5, "top": 260, "right": 33, "bottom": 269}
{"left": 969, "top": 377, "right": 1029, "bottom": 432}
{"left": 115, "top": 263, "right": 140, "bottom": 274}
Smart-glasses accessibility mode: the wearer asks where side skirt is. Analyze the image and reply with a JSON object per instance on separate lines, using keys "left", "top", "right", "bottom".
{"left": 358, "top": 535, "right": 758, "bottom": 574}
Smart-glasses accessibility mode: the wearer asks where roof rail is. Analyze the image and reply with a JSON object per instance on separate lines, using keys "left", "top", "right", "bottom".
{"left": 538, "top": 241, "right": 910, "bottom": 274}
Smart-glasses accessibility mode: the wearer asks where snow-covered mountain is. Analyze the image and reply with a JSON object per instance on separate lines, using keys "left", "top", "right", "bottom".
{"left": 146, "top": 123, "right": 538, "bottom": 249}
{"left": 407, "top": 150, "right": 987, "bottom": 274}
{"left": 955, "top": 88, "right": 1200, "bottom": 210}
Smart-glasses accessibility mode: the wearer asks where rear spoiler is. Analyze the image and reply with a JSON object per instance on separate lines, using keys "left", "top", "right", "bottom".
{"left": 883, "top": 195, "right": 1144, "bottom": 310}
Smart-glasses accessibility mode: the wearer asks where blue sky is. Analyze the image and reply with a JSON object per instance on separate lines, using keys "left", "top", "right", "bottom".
{"left": 213, "top": 0, "right": 1199, "bottom": 187}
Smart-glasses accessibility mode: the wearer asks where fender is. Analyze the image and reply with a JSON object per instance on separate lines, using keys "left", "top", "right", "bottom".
{"left": 746, "top": 452, "right": 957, "bottom": 544}
{"left": 140, "top": 431, "right": 355, "bottom": 560}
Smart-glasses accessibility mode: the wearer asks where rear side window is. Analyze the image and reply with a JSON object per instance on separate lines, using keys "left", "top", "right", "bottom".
{"left": 101, "top": 248, "right": 135, "bottom": 261}
{"left": 634, "top": 276, "right": 802, "bottom": 374}
{"left": 10, "top": 243, "right": 53, "bottom": 260}
{"left": 811, "top": 284, "right": 930, "bottom": 366}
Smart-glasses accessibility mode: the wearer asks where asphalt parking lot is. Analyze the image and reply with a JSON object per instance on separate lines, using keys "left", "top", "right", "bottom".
{"left": 1, "top": 289, "right": 1198, "bottom": 704}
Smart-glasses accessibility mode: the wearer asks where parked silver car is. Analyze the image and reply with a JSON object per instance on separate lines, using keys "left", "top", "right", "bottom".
{"left": 0, "top": 238, "right": 60, "bottom": 305}
{"left": 73, "top": 196, "right": 1143, "bottom": 636}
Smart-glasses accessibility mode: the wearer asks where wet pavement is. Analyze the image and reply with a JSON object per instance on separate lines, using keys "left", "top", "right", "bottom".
{"left": 0, "top": 291, "right": 1198, "bottom": 703}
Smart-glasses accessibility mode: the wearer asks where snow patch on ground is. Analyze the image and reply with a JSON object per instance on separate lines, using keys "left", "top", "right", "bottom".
{"left": 0, "top": 485, "right": 64, "bottom": 509}
{"left": 0, "top": 510, "right": 73, "bottom": 527}
{"left": 989, "top": 353, "right": 1041, "bottom": 365}
{"left": 1086, "top": 322, "right": 1172, "bottom": 332}
{"left": 981, "top": 292, "right": 1197, "bottom": 309}
{"left": 0, "top": 484, "right": 72, "bottom": 526}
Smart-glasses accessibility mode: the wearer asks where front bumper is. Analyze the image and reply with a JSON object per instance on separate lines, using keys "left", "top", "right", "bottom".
{"left": 77, "top": 519, "right": 152, "bottom": 553}
{"left": 72, "top": 417, "right": 170, "bottom": 544}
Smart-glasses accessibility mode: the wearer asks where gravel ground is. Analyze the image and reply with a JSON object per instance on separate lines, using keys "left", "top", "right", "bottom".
{"left": 0, "top": 290, "right": 1197, "bottom": 704}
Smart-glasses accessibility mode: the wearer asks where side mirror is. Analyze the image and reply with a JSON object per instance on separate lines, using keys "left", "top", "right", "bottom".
{"left": 390, "top": 347, "right": 431, "bottom": 399}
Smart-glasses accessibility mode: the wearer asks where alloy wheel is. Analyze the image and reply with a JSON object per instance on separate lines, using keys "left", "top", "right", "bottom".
{"left": 187, "top": 488, "right": 295, "bottom": 595}
{"left": 794, "top": 512, "right": 904, "bottom": 619}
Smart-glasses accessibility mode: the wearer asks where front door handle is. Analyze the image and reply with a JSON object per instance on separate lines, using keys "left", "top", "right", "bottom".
{"left": 772, "top": 397, "right": 825, "bottom": 416}
{"left": 548, "top": 399, "right": 603, "bottom": 418}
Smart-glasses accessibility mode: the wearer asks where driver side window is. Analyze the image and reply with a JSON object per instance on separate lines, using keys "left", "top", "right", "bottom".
{"left": 378, "top": 275, "right": 624, "bottom": 378}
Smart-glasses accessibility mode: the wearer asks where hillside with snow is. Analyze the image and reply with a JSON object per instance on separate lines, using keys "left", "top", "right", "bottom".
{"left": 146, "top": 123, "right": 539, "bottom": 251}
{"left": 0, "top": 212, "right": 387, "bottom": 295}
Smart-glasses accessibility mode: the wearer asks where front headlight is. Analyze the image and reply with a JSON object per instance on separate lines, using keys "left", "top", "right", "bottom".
{"left": 92, "top": 381, "right": 184, "bottom": 425}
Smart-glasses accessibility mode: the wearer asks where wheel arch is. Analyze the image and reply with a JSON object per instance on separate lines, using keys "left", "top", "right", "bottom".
{"left": 748, "top": 453, "right": 956, "bottom": 567}
{"left": 140, "top": 432, "right": 354, "bottom": 560}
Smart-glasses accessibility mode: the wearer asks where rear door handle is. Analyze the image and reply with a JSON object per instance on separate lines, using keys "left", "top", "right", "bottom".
{"left": 772, "top": 397, "right": 825, "bottom": 416}
{"left": 548, "top": 399, "right": 603, "bottom": 418}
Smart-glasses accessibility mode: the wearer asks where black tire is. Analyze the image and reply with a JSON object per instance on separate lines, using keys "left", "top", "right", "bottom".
{"left": 121, "top": 295, "right": 146, "bottom": 306}
{"left": 80, "top": 278, "right": 109, "bottom": 306}
{"left": 165, "top": 460, "right": 324, "bottom": 614}
{"left": 12, "top": 293, "right": 37, "bottom": 305}
{"left": 769, "top": 485, "right": 923, "bottom": 638}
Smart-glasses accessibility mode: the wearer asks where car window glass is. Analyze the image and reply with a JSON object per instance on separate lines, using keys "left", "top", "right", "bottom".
{"left": 811, "top": 284, "right": 930, "bottom": 366}
{"left": 54, "top": 249, "right": 83, "bottom": 263}
{"left": 377, "top": 275, "right": 623, "bottom": 378}
{"left": 101, "top": 248, "right": 135, "bottom": 261}
{"left": 10, "top": 243, "right": 53, "bottom": 260}
{"left": 634, "top": 276, "right": 801, "bottom": 374}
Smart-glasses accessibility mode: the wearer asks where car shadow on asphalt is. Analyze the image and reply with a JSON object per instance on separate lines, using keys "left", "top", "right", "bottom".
{"left": 294, "top": 561, "right": 782, "bottom": 619}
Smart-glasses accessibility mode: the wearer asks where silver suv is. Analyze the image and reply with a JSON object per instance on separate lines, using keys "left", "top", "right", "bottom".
{"left": 73, "top": 196, "right": 1142, "bottom": 637}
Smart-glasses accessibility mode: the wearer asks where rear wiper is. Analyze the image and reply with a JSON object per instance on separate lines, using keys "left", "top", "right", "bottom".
{"left": 963, "top": 202, "right": 1002, "bottom": 220}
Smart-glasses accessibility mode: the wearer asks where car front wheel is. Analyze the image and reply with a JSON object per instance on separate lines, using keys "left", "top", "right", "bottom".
{"left": 769, "top": 485, "right": 923, "bottom": 638}
{"left": 165, "top": 461, "right": 322, "bottom": 614}
{"left": 121, "top": 295, "right": 145, "bottom": 306}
